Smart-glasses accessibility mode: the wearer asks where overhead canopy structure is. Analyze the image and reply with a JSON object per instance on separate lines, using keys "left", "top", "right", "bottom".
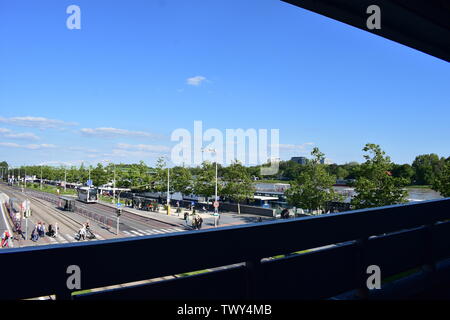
{"left": 282, "top": 0, "right": 450, "bottom": 62}
{"left": 254, "top": 195, "right": 280, "bottom": 201}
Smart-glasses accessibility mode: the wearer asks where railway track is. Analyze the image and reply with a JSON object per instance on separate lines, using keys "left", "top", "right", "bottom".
{"left": 2, "top": 183, "right": 188, "bottom": 237}
{"left": 0, "top": 186, "right": 104, "bottom": 247}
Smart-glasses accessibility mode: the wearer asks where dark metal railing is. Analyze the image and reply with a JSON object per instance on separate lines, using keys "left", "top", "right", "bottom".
{"left": 1, "top": 198, "right": 449, "bottom": 300}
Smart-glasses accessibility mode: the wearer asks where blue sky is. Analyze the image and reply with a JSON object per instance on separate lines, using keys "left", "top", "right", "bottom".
{"left": 0, "top": 0, "right": 449, "bottom": 168}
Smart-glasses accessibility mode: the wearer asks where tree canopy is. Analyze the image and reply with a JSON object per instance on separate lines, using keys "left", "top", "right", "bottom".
{"left": 286, "top": 147, "right": 340, "bottom": 213}
{"left": 350, "top": 144, "right": 408, "bottom": 209}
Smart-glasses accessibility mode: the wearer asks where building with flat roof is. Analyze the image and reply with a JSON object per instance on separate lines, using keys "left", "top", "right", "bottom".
{"left": 290, "top": 156, "right": 308, "bottom": 165}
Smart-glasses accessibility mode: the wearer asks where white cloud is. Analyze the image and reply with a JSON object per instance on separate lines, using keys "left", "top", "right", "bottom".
{"left": 80, "top": 127, "right": 159, "bottom": 139}
{"left": 0, "top": 116, "right": 77, "bottom": 129}
{"left": 116, "top": 143, "right": 170, "bottom": 152}
{"left": 68, "top": 146, "right": 100, "bottom": 153}
{"left": 186, "top": 76, "right": 207, "bottom": 86}
{"left": 101, "top": 143, "right": 171, "bottom": 159}
{"left": 0, "top": 142, "right": 56, "bottom": 150}
{"left": 0, "top": 127, "right": 40, "bottom": 141}
{"left": 38, "top": 160, "right": 80, "bottom": 166}
{"left": 274, "top": 142, "right": 315, "bottom": 151}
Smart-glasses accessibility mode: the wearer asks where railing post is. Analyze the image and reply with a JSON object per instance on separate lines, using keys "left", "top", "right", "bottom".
{"left": 422, "top": 222, "right": 436, "bottom": 294}
{"left": 245, "top": 258, "right": 263, "bottom": 300}
{"left": 54, "top": 269, "right": 73, "bottom": 301}
{"left": 355, "top": 237, "right": 369, "bottom": 299}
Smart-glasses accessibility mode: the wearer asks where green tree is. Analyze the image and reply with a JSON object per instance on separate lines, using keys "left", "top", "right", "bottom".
{"left": 282, "top": 160, "right": 306, "bottom": 180}
{"left": 0, "top": 161, "right": 9, "bottom": 180}
{"left": 432, "top": 158, "right": 450, "bottom": 197}
{"left": 351, "top": 144, "right": 408, "bottom": 209}
{"left": 286, "top": 147, "right": 339, "bottom": 213}
{"left": 222, "top": 160, "right": 255, "bottom": 214}
{"left": 152, "top": 157, "right": 168, "bottom": 193}
{"left": 193, "top": 161, "right": 218, "bottom": 201}
{"left": 391, "top": 163, "right": 415, "bottom": 185}
{"left": 412, "top": 154, "right": 443, "bottom": 185}
{"left": 91, "top": 163, "right": 109, "bottom": 187}
{"left": 171, "top": 166, "right": 193, "bottom": 195}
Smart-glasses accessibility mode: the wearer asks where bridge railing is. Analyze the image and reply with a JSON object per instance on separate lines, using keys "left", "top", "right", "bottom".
{"left": 1, "top": 198, "right": 449, "bottom": 300}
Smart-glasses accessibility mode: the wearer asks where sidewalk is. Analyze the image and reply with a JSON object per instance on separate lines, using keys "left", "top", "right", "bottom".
{"left": 100, "top": 200, "right": 275, "bottom": 229}
{"left": 98, "top": 200, "right": 187, "bottom": 226}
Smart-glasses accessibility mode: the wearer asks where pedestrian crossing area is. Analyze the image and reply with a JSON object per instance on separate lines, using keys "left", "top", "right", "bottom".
{"left": 122, "top": 227, "right": 186, "bottom": 237}
{"left": 33, "top": 232, "right": 106, "bottom": 245}
{"left": 21, "top": 227, "right": 184, "bottom": 247}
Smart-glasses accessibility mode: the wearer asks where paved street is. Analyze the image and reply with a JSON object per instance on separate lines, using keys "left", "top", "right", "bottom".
{"left": 0, "top": 183, "right": 275, "bottom": 250}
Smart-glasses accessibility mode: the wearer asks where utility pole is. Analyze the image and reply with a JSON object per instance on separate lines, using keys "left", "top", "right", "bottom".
{"left": 40, "top": 166, "right": 43, "bottom": 190}
{"left": 167, "top": 166, "right": 170, "bottom": 215}
{"left": 64, "top": 167, "right": 67, "bottom": 192}
{"left": 113, "top": 163, "right": 116, "bottom": 204}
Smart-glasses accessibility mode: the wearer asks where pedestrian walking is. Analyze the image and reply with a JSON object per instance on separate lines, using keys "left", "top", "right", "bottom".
{"left": 54, "top": 222, "right": 59, "bottom": 237}
{"left": 16, "top": 223, "right": 25, "bottom": 240}
{"left": 41, "top": 223, "right": 46, "bottom": 238}
{"left": 213, "top": 213, "right": 220, "bottom": 228}
{"left": 197, "top": 216, "right": 203, "bottom": 230}
{"left": 78, "top": 225, "right": 86, "bottom": 241}
{"left": 184, "top": 211, "right": 189, "bottom": 226}
{"left": 31, "top": 225, "right": 39, "bottom": 242}
{"left": 1, "top": 230, "right": 11, "bottom": 247}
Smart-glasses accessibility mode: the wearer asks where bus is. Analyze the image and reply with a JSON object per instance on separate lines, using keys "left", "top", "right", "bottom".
{"left": 76, "top": 187, "right": 98, "bottom": 203}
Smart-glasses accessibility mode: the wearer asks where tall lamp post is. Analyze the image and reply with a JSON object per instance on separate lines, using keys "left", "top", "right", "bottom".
{"left": 202, "top": 148, "right": 219, "bottom": 216}
{"left": 167, "top": 164, "right": 170, "bottom": 215}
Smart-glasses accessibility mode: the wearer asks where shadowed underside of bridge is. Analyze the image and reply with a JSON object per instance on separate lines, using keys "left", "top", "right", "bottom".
{"left": 282, "top": 0, "right": 450, "bottom": 62}
{"left": 0, "top": 198, "right": 450, "bottom": 300}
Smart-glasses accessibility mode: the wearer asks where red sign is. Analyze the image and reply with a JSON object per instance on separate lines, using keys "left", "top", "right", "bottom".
{"left": 213, "top": 201, "right": 219, "bottom": 208}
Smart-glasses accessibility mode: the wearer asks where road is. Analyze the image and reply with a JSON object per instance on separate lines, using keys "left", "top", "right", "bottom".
{"left": 0, "top": 183, "right": 189, "bottom": 247}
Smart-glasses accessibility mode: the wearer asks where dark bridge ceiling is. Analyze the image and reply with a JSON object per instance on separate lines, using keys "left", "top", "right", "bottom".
{"left": 282, "top": 0, "right": 450, "bottom": 62}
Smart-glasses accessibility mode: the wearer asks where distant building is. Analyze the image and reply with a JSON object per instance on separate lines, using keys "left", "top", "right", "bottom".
{"left": 290, "top": 157, "right": 308, "bottom": 165}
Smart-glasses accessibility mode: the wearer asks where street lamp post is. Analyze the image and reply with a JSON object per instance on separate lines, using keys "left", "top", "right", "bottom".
{"left": 167, "top": 165, "right": 170, "bottom": 215}
{"left": 113, "top": 163, "right": 116, "bottom": 204}
{"left": 202, "top": 148, "right": 219, "bottom": 227}
{"left": 202, "top": 148, "right": 219, "bottom": 207}
{"left": 64, "top": 167, "right": 67, "bottom": 192}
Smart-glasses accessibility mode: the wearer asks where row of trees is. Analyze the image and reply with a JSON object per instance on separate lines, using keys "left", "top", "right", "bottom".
{"left": 1, "top": 159, "right": 256, "bottom": 214}
{"left": 285, "top": 144, "right": 413, "bottom": 212}
{"left": 251, "top": 153, "right": 448, "bottom": 186}
{"left": 1, "top": 144, "right": 448, "bottom": 212}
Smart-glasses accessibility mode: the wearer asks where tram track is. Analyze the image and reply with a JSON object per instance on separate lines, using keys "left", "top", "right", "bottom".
{"left": 14, "top": 184, "right": 181, "bottom": 228}
{"left": 2, "top": 183, "right": 186, "bottom": 235}
{"left": 0, "top": 187, "right": 84, "bottom": 246}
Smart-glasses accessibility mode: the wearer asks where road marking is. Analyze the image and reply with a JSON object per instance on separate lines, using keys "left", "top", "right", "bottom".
{"left": 151, "top": 229, "right": 164, "bottom": 234}
{"left": 66, "top": 233, "right": 76, "bottom": 241}
{"left": 95, "top": 234, "right": 105, "bottom": 240}
{"left": 122, "top": 231, "right": 136, "bottom": 237}
{"left": 145, "top": 229, "right": 156, "bottom": 234}
{"left": 172, "top": 228, "right": 185, "bottom": 232}
{"left": 138, "top": 229, "right": 151, "bottom": 235}
{"left": 160, "top": 228, "right": 175, "bottom": 233}
{"left": 57, "top": 235, "right": 69, "bottom": 243}
{"left": 48, "top": 237, "right": 57, "bottom": 243}
{"left": 131, "top": 230, "right": 144, "bottom": 236}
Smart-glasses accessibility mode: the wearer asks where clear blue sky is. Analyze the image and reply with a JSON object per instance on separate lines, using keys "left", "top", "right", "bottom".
{"left": 0, "top": 0, "right": 449, "bottom": 168}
